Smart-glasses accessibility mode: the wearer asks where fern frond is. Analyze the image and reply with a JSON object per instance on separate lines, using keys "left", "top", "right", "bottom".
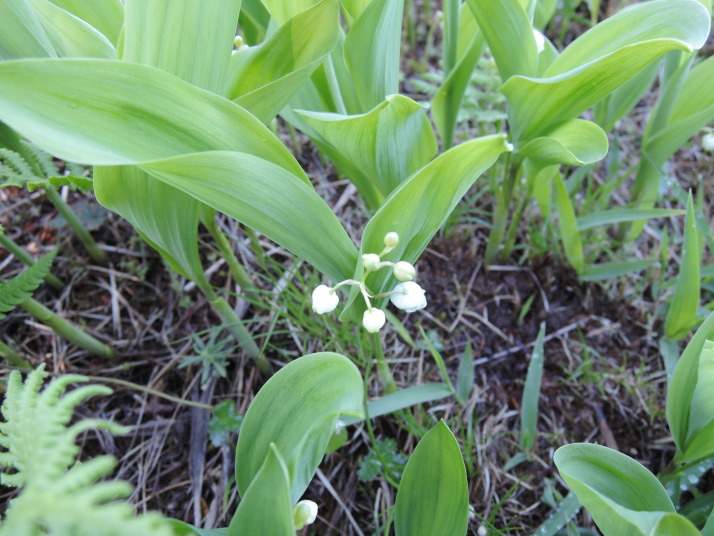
{"left": 0, "top": 367, "right": 175, "bottom": 536}
{"left": 0, "top": 148, "right": 37, "bottom": 189}
{"left": 47, "top": 174, "right": 93, "bottom": 193}
{"left": 20, "top": 140, "right": 59, "bottom": 178}
{"left": 0, "top": 250, "right": 57, "bottom": 320}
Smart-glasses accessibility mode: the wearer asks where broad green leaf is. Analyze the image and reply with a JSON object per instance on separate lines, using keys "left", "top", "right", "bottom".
{"left": 667, "top": 310, "right": 714, "bottom": 456}
{"left": 516, "top": 119, "right": 608, "bottom": 169}
{"left": 340, "top": 0, "right": 371, "bottom": 24}
{"left": 678, "top": 340, "right": 714, "bottom": 462}
{"left": 532, "top": 493, "right": 581, "bottom": 536}
{"left": 122, "top": 0, "right": 239, "bottom": 94}
{"left": 170, "top": 521, "right": 227, "bottom": 536}
{"left": 651, "top": 514, "right": 701, "bottom": 536}
{"left": 29, "top": 0, "right": 116, "bottom": 58}
{"left": 340, "top": 135, "right": 511, "bottom": 321}
{"left": 342, "top": 383, "right": 452, "bottom": 426}
{"left": 665, "top": 193, "right": 700, "bottom": 340}
{"left": 94, "top": 166, "right": 204, "bottom": 282}
{"left": 594, "top": 60, "right": 659, "bottom": 132}
{"left": 261, "top": 0, "right": 319, "bottom": 25}
{"left": 534, "top": 0, "right": 558, "bottom": 29}
{"left": 466, "top": 0, "right": 538, "bottom": 81}
{"left": 554, "top": 174, "right": 584, "bottom": 274}
{"left": 554, "top": 444, "right": 675, "bottom": 536}
{"left": 226, "top": 0, "right": 339, "bottom": 123}
{"left": 456, "top": 344, "right": 474, "bottom": 403}
{"left": 235, "top": 353, "right": 363, "bottom": 502}
{"left": 0, "top": 0, "right": 55, "bottom": 59}
{"left": 48, "top": 0, "right": 124, "bottom": 45}
{"left": 344, "top": 0, "right": 403, "bottom": 111}
{"left": 141, "top": 152, "right": 357, "bottom": 283}
{"left": 576, "top": 208, "right": 685, "bottom": 231}
{"left": 580, "top": 260, "right": 657, "bottom": 281}
{"left": 394, "top": 420, "right": 468, "bottom": 536}
{"left": 0, "top": 59, "right": 304, "bottom": 173}
{"left": 432, "top": 4, "right": 485, "bottom": 149}
{"left": 228, "top": 446, "right": 295, "bottom": 536}
{"left": 645, "top": 55, "right": 714, "bottom": 163}
{"left": 520, "top": 323, "right": 545, "bottom": 451}
{"left": 703, "top": 499, "right": 714, "bottom": 536}
{"left": 0, "top": 59, "right": 359, "bottom": 283}
{"left": 442, "top": 0, "right": 460, "bottom": 75}
{"left": 502, "top": 0, "right": 710, "bottom": 140}
{"left": 298, "top": 94, "right": 438, "bottom": 203}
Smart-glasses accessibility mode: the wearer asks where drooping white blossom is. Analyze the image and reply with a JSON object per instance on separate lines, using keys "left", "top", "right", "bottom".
{"left": 390, "top": 281, "right": 427, "bottom": 313}
{"left": 363, "top": 308, "right": 386, "bottom": 333}
{"left": 293, "top": 500, "right": 318, "bottom": 530}
{"left": 312, "top": 285, "right": 339, "bottom": 314}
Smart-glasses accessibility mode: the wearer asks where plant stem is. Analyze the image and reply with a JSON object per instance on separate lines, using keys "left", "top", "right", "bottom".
{"left": 44, "top": 187, "right": 107, "bottom": 264}
{"left": 486, "top": 154, "right": 520, "bottom": 264}
{"left": 0, "top": 233, "right": 65, "bottom": 290}
{"left": 203, "top": 287, "right": 271, "bottom": 374}
{"left": 20, "top": 297, "right": 116, "bottom": 359}
{"left": 502, "top": 191, "right": 529, "bottom": 260}
{"left": 373, "top": 333, "right": 397, "bottom": 394}
{"left": 203, "top": 215, "right": 259, "bottom": 301}
{"left": 0, "top": 339, "right": 32, "bottom": 369}
{"left": 324, "top": 55, "right": 348, "bottom": 115}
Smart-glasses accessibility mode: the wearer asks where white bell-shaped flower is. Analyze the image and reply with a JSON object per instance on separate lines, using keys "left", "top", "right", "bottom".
{"left": 363, "top": 308, "right": 386, "bottom": 333}
{"left": 703, "top": 133, "right": 714, "bottom": 152}
{"left": 293, "top": 500, "right": 318, "bottom": 530}
{"left": 312, "top": 285, "right": 339, "bottom": 314}
{"left": 384, "top": 232, "right": 399, "bottom": 247}
{"left": 393, "top": 261, "right": 416, "bottom": 281}
{"left": 390, "top": 281, "right": 427, "bottom": 313}
{"left": 532, "top": 29, "right": 545, "bottom": 52}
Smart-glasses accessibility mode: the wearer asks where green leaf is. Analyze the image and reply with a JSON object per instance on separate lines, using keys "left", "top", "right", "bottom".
{"left": 502, "top": 0, "right": 711, "bottom": 140}
{"left": 28, "top": 0, "right": 116, "bottom": 59}
{"left": 466, "top": 0, "right": 539, "bottom": 81}
{"left": 667, "top": 310, "right": 714, "bottom": 457}
{"left": 141, "top": 151, "right": 357, "bottom": 283}
{"left": 0, "top": 0, "right": 56, "bottom": 59}
{"left": 594, "top": 60, "right": 658, "bottom": 132}
{"left": 208, "top": 400, "right": 244, "bottom": 447}
{"left": 580, "top": 260, "right": 657, "bottom": 281}
{"left": 394, "top": 420, "right": 468, "bottom": 536}
{"left": 665, "top": 192, "right": 700, "bottom": 340}
{"left": 554, "top": 443, "right": 675, "bottom": 536}
{"left": 520, "top": 322, "right": 545, "bottom": 451}
{"left": 651, "top": 514, "right": 701, "bottom": 536}
{"left": 235, "top": 353, "right": 363, "bottom": 503}
{"left": 456, "top": 344, "right": 474, "bottom": 403}
{"left": 341, "top": 135, "right": 511, "bottom": 320}
{"left": 169, "top": 521, "right": 227, "bottom": 536}
{"left": 341, "top": 383, "right": 452, "bottom": 426}
{"left": 228, "top": 446, "right": 295, "bottom": 536}
{"left": 226, "top": 0, "right": 339, "bottom": 123}
{"left": 340, "top": 0, "right": 371, "bottom": 24}
{"left": 678, "top": 339, "right": 714, "bottom": 462}
{"left": 261, "top": 0, "right": 320, "bottom": 25}
{"left": 432, "top": 4, "right": 485, "bottom": 149}
{"left": 554, "top": 174, "right": 584, "bottom": 274}
{"left": 47, "top": 0, "right": 124, "bottom": 45}
{"left": 122, "top": 0, "right": 239, "bottom": 93}
{"left": 516, "top": 119, "right": 608, "bottom": 169}
{"left": 344, "top": 0, "right": 403, "bottom": 111}
{"left": 576, "top": 208, "right": 685, "bottom": 231}
{"left": 0, "top": 250, "right": 56, "bottom": 319}
{"left": 297, "top": 94, "right": 438, "bottom": 204}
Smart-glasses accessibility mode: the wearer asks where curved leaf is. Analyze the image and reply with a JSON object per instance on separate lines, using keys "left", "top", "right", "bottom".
{"left": 667, "top": 310, "right": 714, "bottom": 456}
{"left": 554, "top": 443, "right": 675, "bottom": 536}
{"left": 226, "top": 0, "right": 339, "bottom": 123}
{"left": 298, "top": 94, "right": 438, "bottom": 201}
{"left": 502, "top": 0, "right": 710, "bottom": 139}
{"left": 394, "top": 420, "right": 468, "bottom": 536}
{"left": 141, "top": 152, "right": 357, "bottom": 283}
{"left": 466, "top": 0, "right": 539, "bottom": 81}
{"left": 29, "top": 0, "right": 116, "bottom": 58}
{"left": 0, "top": 0, "right": 56, "bottom": 59}
{"left": 228, "top": 446, "right": 295, "bottom": 536}
{"left": 344, "top": 0, "right": 403, "bottom": 111}
{"left": 261, "top": 0, "right": 319, "bottom": 25}
{"left": 340, "top": 134, "right": 511, "bottom": 321}
{"left": 652, "top": 514, "right": 700, "bottom": 536}
{"left": 47, "top": 0, "right": 124, "bottom": 45}
{"left": 235, "top": 353, "right": 363, "bottom": 503}
{"left": 516, "top": 119, "right": 608, "bottom": 169}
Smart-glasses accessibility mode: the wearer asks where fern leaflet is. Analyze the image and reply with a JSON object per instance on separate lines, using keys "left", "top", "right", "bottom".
{"left": 0, "top": 250, "right": 57, "bottom": 319}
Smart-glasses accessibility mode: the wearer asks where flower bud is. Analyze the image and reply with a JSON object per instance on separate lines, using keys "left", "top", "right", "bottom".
{"left": 532, "top": 29, "right": 545, "bottom": 53}
{"left": 703, "top": 133, "right": 714, "bottom": 153}
{"left": 363, "top": 308, "right": 386, "bottom": 333}
{"left": 390, "top": 281, "right": 427, "bottom": 313}
{"left": 312, "top": 285, "right": 339, "bottom": 314}
{"left": 393, "top": 261, "right": 416, "bottom": 281}
{"left": 293, "top": 500, "right": 318, "bottom": 530}
{"left": 362, "top": 253, "right": 381, "bottom": 271}
{"left": 384, "top": 232, "right": 399, "bottom": 248}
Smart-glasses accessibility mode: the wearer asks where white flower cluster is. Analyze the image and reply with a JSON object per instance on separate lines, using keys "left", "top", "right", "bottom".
{"left": 311, "top": 232, "right": 427, "bottom": 333}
